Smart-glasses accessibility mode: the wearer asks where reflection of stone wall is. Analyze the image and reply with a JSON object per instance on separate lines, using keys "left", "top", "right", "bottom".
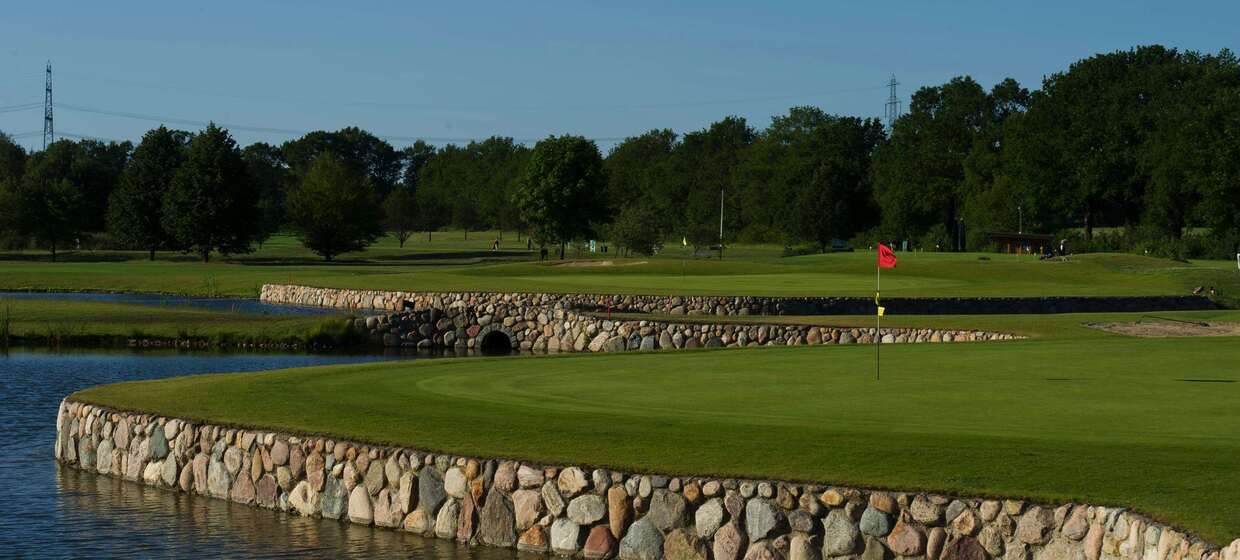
{"left": 260, "top": 284, "right": 1215, "bottom": 316}
{"left": 58, "top": 400, "right": 1237, "bottom": 560}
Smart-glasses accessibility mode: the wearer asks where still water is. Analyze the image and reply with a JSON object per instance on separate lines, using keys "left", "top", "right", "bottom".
{"left": 0, "top": 291, "right": 346, "bottom": 316}
{"left": 0, "top": 349, "right": 520, "bottom": 559}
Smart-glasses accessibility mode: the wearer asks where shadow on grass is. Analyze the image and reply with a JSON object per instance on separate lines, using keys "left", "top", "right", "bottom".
{"left": 0, "top": 252, "right": 205, "bottom": 263}
{"left": 233, "top": 251, "right": 533, "bottom": 266}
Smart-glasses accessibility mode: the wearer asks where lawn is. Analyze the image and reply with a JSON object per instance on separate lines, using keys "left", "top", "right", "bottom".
{"left": 2, "top": 233, "right": 1238, "bottom": 299}
{"left": 0, "top": 298, "right": 349, "bottom": 346}
{"left": 73, "top": 327, "right": 1240, "bottom": 544}
{"left": 607, "top": 308, "right": 1240, "bottom": 339}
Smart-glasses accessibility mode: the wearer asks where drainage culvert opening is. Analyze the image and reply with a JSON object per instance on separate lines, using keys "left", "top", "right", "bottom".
{"left": 479, "top": 330, "right": 514, "bottom": 356}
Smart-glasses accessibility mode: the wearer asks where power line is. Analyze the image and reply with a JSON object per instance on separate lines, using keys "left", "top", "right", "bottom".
{"left": 53, "top": 102, "right": 625, "bottom": 145}
{"left": 0, "top": 102, "right": 43, "bottom": 111}
{"left": 28, "top": 72, "right": 906, "bottom": 147}
{"left": 56, "top": 130, "right": 125, "bottom": 142}
{"left": 58, "top": 69, "right": 890, "bottom": 113}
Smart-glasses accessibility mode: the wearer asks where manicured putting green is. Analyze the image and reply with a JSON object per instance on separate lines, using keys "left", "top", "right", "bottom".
{"left": 75, "top": 334, "right": 1240, "bottom": 543}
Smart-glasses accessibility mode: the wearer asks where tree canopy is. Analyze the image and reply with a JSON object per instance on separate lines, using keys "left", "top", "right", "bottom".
{"left": 515, "top": 136, "right": 607, "bottom": 258}
{"left": 3, "top": 44, "right": 1239, "bottom": 261}
{"left": 107, "top": 126, "right": 189, "bottom": 260}
{"left": 161, "top": 124, "right": 261, "bottom": 262}
{"left": 285, "top": 153, "right": 383, "bottom": 261}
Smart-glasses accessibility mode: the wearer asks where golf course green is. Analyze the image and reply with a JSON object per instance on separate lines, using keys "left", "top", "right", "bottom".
{"left": 73, "top": 319, "right": 1240, "bottom": 543}
{"left": 19, "top": 235, "right": 1240, "bottom": 543}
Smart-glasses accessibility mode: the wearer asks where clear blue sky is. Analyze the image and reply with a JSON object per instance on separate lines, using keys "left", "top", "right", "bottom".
{"left": 1, "top": 1, "right": 1234, "bottom": 152}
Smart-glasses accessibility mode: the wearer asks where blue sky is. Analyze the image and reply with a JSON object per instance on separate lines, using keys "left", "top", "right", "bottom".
{"left": 0, "top": 1, "right": 1235, "bottom": 152}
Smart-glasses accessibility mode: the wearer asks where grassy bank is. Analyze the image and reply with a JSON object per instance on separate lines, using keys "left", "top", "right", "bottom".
{"left": 74, "top": 327, "right": 1240, "bottom": 543}
{"left": 3, "top": 234, "right": 1238, "bottom": 299}
{"left": 608, "top": 308, "right": 1240, "bottom": 339}
{"left": 1, "top": 299, "right": 359, "bottom": 349}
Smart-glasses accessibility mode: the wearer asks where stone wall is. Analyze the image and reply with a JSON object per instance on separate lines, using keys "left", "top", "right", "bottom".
{"left": 263, "top": 284, "right": 1021, "bottom": 352}
{"left": 259, "top": 284, "right": 1215, "bottom": 316}
{"left": 57, "top": 401, "right": 1238, "bottom": 560}
{"left": 356, "top": 308, "right": 1019, "bottom": 352}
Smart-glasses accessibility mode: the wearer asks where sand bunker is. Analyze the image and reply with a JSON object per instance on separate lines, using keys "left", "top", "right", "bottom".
{"left": 1088, "top": 318, "right": 1240, "bottom": 338}
{"left": 554, "top": 260, "right": 648, "bottom": 267}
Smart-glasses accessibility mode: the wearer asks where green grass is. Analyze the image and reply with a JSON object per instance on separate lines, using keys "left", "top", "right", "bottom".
{"left": 608, "top": 308, "right": 1240, "bottom": 339}
{"left": 3, "top": 233, "right": 1239, "bottom": 299}
{"left": 0, "top": 298, "right": 353, "bottom": 347}
{"left": 73, "top": 320, "right": 1240, "bottom": 544}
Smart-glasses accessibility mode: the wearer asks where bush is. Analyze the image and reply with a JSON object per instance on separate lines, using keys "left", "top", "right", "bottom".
{"left": 919, "top": 224, "right": 952, "bottom": 252}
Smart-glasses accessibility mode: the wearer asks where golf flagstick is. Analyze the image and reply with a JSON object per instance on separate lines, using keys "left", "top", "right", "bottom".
{"left": 874, "top": 243, "right": 896, "bottom": 381}
{"left": 875, "top": 259, "right": 880, "bottom": 381}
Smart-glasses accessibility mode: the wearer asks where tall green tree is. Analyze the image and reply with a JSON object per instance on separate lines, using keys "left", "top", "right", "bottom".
{"left": 242, "top": 142, "right": 291, "bottom": 247}
{"left": 872, "top": 77, "right": 990, "bottom": 242}
{"left": 10, "top": 139, "right": 130, "bottom": 234}
{"left": 959, "top": 79, "right": 1032, "bottom": 247}
{"left": 604, "top": 129, "right": 677, "bottom": 241}
{"left": 1138, "top": 50, "right": 1240, "bottom": 241}
{"left": 162, "top": 124, "right": 260, "bottom": 262}
{"left": 667, "top": 117, "right": 755, "bottom": 250}
{"left": 6, "top": 141, "right": 91, "bottom": 260}
{"left": 733, "top": 107, "right": 882, "bottom": 247}
{"left": 281, "top": 127, "right": 402, "bottom": 199}
{"left": 76, "top": 139, "right": 133, "bottom": 231}
{"left": 515, "top": 135, "right": 607, "bottom": 259}
{"left": 2, "top": 173, "right": 83, "bottom": 261}
{"left": 401, "top": 140, "right": 436, "bottom": 191}
{"left": 107, "top": 126, "right": 188, "bottom": 260}
{"left": 789, "top": 116, "right": 884, "bottom": 252}
{"left": 383, "top": 186, "right": 417, "bottom": 248}
{"left": 0, "top": 132, "right": 25, "bottom": 184}
{"left": 1007, "top": 46, "right": 1186, "bottom": 239}
{"left": 286, "top": 153, "right": 383, "bottom": 261}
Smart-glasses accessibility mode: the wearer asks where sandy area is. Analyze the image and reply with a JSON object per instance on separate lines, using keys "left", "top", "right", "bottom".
{"left": 554, "top": 260, "right": 648, "bottom": 267}
{"left": 1088, "top": 319, "right": 1240, "bottom": 337}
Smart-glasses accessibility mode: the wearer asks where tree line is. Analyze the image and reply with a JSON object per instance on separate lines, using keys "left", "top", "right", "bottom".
{"left": 2, "top": 44, "right": 1238, "bottom": 262}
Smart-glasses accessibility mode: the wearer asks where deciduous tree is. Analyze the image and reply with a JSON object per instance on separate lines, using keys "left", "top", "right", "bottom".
{"left": 285, "top": 153, "right": 383, "bottom": 261}
{"left": 162, "top": 124, "right": 260, "bottom": 262}
{"left": 107, "top": 126, "right": 188, "bottom": 260}
{"left": 515, "top": 135, "right": 607, "bottom": 259}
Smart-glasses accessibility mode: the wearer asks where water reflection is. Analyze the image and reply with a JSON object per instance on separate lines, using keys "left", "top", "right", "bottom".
{"left": 0, "top": 348, "right": 519, "bottom": 558}
{"left": 53, "top": 467, "right": 526, "bottom": 559}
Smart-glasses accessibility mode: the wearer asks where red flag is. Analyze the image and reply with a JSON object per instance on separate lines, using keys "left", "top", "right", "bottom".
{"left": 877, "top": 243, "right": 897, "bottom": 269}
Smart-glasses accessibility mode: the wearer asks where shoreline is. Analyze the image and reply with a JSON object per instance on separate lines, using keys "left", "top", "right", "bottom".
{"left": 56, "top": 400, "right": 1239, "bottom": 559}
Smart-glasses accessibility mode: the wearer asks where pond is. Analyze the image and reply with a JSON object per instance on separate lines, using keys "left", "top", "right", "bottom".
{"left": 0, "top": 291, "right": 346, "bottom": 316}
{"left": 0, "top": 349, "right": 518, "bottom": 558}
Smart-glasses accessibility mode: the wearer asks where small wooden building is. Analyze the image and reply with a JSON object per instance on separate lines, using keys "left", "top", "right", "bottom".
{"left": 989, "top": 231, "right": 1055, "bottom": 255}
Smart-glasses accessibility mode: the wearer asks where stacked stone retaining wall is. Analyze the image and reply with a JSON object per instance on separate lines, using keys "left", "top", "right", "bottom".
{"left": 263, "top": 284, "right": 1022, "bottom": 352}
{"left": 259, "top": 284, "right": 1214, "bottom": 316}
{"left": 57, "top": 401, "right": 1239, "bottom": 560}
{"left": 356, "top": 308, "right": 1019, "bottom": 352}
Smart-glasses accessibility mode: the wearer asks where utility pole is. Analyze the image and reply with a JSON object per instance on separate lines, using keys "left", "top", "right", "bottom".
{"left": 718, "top": 186, "right": 724, "bottom": 260}
{"left": 43, "top": 61, "right": 54, "bottom": 149}
{"left": 884, "top": 75, "right": 901, "bottom": 132}
{"left": 1018, "top": 205, "right": 1024, "bottom": 234}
